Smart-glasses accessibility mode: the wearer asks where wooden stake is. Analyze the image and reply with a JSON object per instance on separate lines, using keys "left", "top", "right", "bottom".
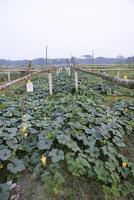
{"left": 46, "top": 45, "right": 48, "bottom": 65}
{"left": 117, "top": 70, "right": 120, "bottom": 78}
{"left": 48, "top": 73, "right": 52, "bottom": 95}
{"left": 75, "top": 71, "right": 78, "bottom": 91}
{"left": 68, "top": 68, "right": 70, "bottom": 76}
{"left": 7, "top": 72, "right": 11, "bottom": 82}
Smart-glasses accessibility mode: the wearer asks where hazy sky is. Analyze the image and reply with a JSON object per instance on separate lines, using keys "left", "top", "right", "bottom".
{"left": 0, "top": 0, "right": 134, "bottom": 60}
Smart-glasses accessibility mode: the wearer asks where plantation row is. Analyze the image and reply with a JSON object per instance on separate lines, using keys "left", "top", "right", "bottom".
{"left": 0, "top": 71, "right": 134, "bottom": 199}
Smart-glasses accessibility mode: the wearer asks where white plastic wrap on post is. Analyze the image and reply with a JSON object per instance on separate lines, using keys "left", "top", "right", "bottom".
{"left": 75, "top": 71, "right": 78, "bottom": 91}
{"left": 26, "top": 80, "right": 33, "bottom": 92}
{"left": 7, "top": 72, "right": 11, "bottom": 82}
{"left": 48, "top": 73, "right": 52, "bottom": 95}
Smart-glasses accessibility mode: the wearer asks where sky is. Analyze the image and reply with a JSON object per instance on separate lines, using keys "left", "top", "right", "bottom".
{"left": 0, "top": 0, "right": 134, "bottom": 60}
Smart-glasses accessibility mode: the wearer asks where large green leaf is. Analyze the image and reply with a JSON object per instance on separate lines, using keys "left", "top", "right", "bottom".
{"left": 6, "top": 128, "right": 17, "bottom": 135}
{"left": 49, "top": 149, "right": 64, "bottom": 163}
{"left": 22, "top": 114, "right": 32, "bottom": 122}
{"left": 7, "top": 159, "right": 25, "bottom": 174}
{"left": 0, "top": 183, "right": 9, "bottom": 200}
{"left": 57, "top": 134, "right": 70, "bottom": 145}
{"left": 67, "top": 140, "right": 80, "bottom": 152}
{"left": 0, "top": 148, "right": 11, "bottom": 161}
{"left": 6, "top": 138, "right": 19, "bottom": 150}
{"left": 38, "top": 133, "right": 52, "bottom": 150}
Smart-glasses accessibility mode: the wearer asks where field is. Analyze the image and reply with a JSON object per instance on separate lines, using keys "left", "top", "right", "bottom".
{"left": 0, "top": 68, "right": 134, "bottom": 200}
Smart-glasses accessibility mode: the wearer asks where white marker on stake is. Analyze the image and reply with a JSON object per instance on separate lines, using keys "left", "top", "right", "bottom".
{"left": 56, "top": 69, "right": 59, "bottom": 76}
{"left": 48, "top": 73, "right": 52, "bottom": 95}
{"left": 75, "top": 71, "right": 78, "bottom": 91}
{"left": 124, "top": 75, "right": 127, "bottom": 80}
{"left": 26, "top": 80, "right": 33, "bottom": 92}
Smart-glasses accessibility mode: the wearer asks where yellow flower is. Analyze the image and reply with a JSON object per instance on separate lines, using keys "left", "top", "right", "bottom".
{"left": 22, "top": 126, "right": 27, "bottom": 133}
{"left": 24, "top": 132, "right": 28, "bottom": 138}
{"left": 124, "top": 75, "right": 127, "bottom": 80}
{"left": 122, "top": 162, "right": 127, "bottom": 168}
{"left": 124, "top": 108, "right": 128, "bottom": 112}
{"left": 0, "top": 164, "right": 3, "bottom": 170}
{"left": 41, "top": 155, "right": 47, "bottom": 166}
{"left": 22, "top": 125, "right": 28, "bottom": 138}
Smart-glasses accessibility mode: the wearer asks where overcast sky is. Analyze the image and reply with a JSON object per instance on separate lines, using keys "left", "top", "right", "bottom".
{"left": 0, "top": 0, "right": 134, "bottom": 60}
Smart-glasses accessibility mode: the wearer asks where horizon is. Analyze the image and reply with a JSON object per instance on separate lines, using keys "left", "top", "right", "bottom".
{"left": 0, "top": 55, "right": 132, "bottom": 61}
{"left": 0, "top": 0, "right": 134, "bottom": 60}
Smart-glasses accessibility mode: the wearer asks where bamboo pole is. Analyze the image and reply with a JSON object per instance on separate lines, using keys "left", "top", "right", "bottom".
{"left": 75, "top": 71, "right": 78, "bottom": 91}
{"left": 48, "top": 73, "right": 52, "bottom": 95}
{"left": 7, "top": 72, "right": 11, "bottom": 82}
{"left": 0, "top": 68, "right": 56, "bottom": 90}
{"left": 68, "top": 68, "right": 71, "bottom": 76}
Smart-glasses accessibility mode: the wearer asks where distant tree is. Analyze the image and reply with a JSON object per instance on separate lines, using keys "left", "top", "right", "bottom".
{"left": 126, "top": 56, "right": 134, "bottom": 64}
{"left": 70, "top": 57, "right": 76, "bottom": 67}
{"left": 82, "top": 55, "right": 93, "bottom": 64}
{"left": 116, "top": 55, "right": 125, "bottom": 64}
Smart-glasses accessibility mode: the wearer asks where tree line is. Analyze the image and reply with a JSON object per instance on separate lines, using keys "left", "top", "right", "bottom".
{"left": 0, "top": 55, "right": 134, "bottom": 67}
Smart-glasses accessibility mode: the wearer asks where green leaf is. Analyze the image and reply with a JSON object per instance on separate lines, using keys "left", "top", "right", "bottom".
{"left": 31, "top": 152, "right": 40, "bottom": 165}
{"left": 57, "top": 134, "right": 70, "bottom": 145}
{"left": 112, "top": 136, "right": 126, "bottom": 147}
{"left": 94, "top": 160, "right": 110, "bottom": 183}
{"left": 131, "top": 165, "right": 134, "bottom": 177}
{"left": 6, "top": 128, "right": 17, "bottom": 135}
{"left": 67, "top": 140, "right": 80, "bottom": 152}
{"left": 0, "top": 148, "right": 11, "bottom": 161}
{"left": 33, "top": 164, "right": 42, "bottom": 177}
{"left": 7, "top": 159, "right": 25, "bottom": 174}
{"left": 22, "top": 114, "right": 32, "bottom": 122}
{"left": 38, "top": 133, "right": 52, "bottom": 150}
{"left": 49, "top": 149, "right": 64, "bottom": 163}
{"left": 111, "top": 185, "right": 120, "bottom": 197}
{"left": 41, "top": 171, "right": 65, "bottom": 194}
{"left": 66, "top": 153, "right": 91, "bottom": 177}
{"left": 0, "top": 183, "right": 9, "bottom": 200}
{"left": 53, "top": 172, "right": 65, "bottom": 193}
{"left": 6, "top": 138, "right": 19, "bottom": 150}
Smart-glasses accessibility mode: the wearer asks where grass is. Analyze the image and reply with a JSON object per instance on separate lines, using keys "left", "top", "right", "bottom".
{"left": 104, "top": 96, "right": 134, "bottom": 106}
{"left": 17, "top": 169, "right": 104, "bottom": 200}
{"left": 79, "top": 64, "right": 134, "bottom": 69}
{"left": 78, "top": 64, "right": 134, "bottom": 79}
